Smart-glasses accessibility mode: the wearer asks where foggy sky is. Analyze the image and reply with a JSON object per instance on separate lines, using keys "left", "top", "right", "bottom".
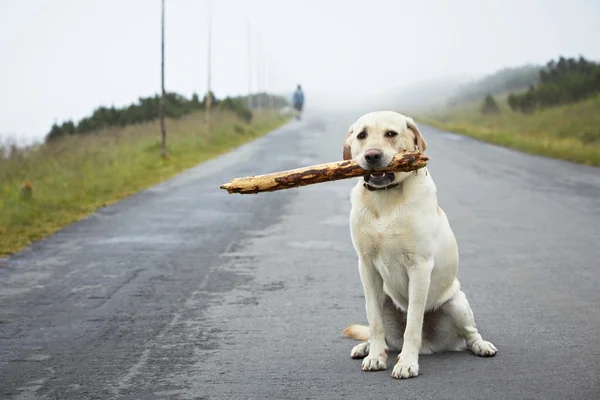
{"left": 1, "top": 0, "right": 599, "bottom": 142}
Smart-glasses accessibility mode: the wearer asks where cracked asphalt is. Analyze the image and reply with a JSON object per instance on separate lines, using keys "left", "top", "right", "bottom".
{"left": 1, "top": 109, "right": 599, "bottom": 399}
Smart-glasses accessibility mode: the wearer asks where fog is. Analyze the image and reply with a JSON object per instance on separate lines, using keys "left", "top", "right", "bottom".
{"left": 1, "top": 0, "right": 599, "bottom": 143}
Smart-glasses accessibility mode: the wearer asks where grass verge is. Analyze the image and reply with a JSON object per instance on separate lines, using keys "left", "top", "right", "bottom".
{"left": 0, "top": 109, "right": 289, "bottom": 256}
{"left": 416, "top": 94, "right": 600, "bottom": 167}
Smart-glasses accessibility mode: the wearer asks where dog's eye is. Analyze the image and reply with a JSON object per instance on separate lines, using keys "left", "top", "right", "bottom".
{"left": 357, "top": 131, "right": 367, "bottom": 140}
{"left": 385, "top": 131, "right": 398, "bottom": 138}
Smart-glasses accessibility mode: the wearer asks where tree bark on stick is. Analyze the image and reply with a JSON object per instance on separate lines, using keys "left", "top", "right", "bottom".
{"left": 220, "top": 151, "right": 428, "bottom": 194}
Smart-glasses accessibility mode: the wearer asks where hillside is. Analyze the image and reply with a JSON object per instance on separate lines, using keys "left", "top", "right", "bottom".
{"left": 418, "top": 93, "right": 600, "bottom": 166}
{"left": 417, "top": 55, "right": 600, "bottom": 166}
{"left": 0, "top": 108, "right": 289, "bottom": 256}
{"left": 383, "top": 77, "right": 468, "bottom": 113}
{"left": 447, "top": 65, "right": 541, "bottom": 106}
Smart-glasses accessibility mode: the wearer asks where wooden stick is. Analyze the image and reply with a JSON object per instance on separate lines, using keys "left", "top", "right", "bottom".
{"left": 219, "top": 151, "right": 428, "bottom": 194}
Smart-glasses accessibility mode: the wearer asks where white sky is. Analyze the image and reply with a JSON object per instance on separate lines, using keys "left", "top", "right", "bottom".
{"left": 1, "top": 0, "right": 599, "bottom": 142}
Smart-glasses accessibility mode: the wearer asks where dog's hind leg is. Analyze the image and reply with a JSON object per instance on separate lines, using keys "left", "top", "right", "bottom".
{"left": 382, "top": 296, "right": 465, "bottom": 355}
{"left": 346, "top": 296, "right": 405, "bottom": 359}
{"left": 419, "top": 307, "right": 464, "bottom": 354}
{"left": 443, "top": 290, "right": 497, "bottom": 357}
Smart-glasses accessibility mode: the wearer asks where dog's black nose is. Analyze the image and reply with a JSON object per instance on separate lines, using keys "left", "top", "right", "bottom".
{"left": 364, "top": 149, "right": 382, "bottom": 164}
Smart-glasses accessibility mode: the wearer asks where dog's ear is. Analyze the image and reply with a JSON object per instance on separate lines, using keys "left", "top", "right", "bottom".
{"left": 343, "top": 126, "right": 354, "bottom": 160}
{"left": 406, "top": 117, "right": 427, "bottom": 153}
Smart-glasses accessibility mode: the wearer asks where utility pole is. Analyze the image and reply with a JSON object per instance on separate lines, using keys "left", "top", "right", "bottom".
{"left": 247, "top": 21, "right": 253, "bottom": 110}
{"left": 160, "top": 0, "right": 167, "bottom": 158}
{"left": 205, "top": 0, "right": 213, "bottom": 133}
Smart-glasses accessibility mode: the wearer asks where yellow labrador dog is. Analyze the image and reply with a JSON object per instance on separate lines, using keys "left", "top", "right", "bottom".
{"left": 342, "top": 111, "right": 497, "bottom": 379}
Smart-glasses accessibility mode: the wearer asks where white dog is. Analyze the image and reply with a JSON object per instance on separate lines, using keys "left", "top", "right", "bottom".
{"left": 341, "top": 111, "right": 497, "bottom": 379}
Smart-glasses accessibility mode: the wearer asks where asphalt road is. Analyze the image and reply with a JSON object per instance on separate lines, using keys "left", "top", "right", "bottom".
{"left": 1, "top": 109, "right": 599, "bottom": 400}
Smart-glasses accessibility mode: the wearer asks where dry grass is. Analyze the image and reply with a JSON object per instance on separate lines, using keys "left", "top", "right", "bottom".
{"left": 0, "top": 109, "right": 289, "bottom": 256}
{"left": 417, "top": 94, "right": 600, "bottom": 166}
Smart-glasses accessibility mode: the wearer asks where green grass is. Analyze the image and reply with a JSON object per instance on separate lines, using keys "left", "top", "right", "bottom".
{"left": 416, "top": 94, "right": 600, "bottom": 167}
{"left": 0, "top": 109, "right": 289, "bottom": 256}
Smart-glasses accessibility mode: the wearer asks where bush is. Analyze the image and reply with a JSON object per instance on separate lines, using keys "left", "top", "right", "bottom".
{"left": 220, "top": 97, "right": 253, "bottom": 123}
{"left": 578, "top": 130, "right": 600, "bottom": 145}
{"left": 508, "top": 85, "right": 537, "bottom": 113}
{"left": 480, "top": 94, "right": 500, "bottom": 114}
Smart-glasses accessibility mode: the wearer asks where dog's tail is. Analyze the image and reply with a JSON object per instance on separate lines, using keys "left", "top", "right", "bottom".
{"left": 342, "top": 324, "right": 369, "bottom": 341}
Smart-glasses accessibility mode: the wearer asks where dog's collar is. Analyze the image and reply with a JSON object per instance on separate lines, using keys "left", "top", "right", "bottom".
{"left": 363, "top": 181, "right": 401, "bottom": 191}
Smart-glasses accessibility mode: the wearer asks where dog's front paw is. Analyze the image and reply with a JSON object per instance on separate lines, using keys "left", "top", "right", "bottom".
{"left": 351, "top": 342, "right": 370, "bottom": 359}
{"left": 361, "top": 355, "right": 387, "bottom": 371}
{"left": 471, "top": 340, "right": 497, "bottom": 357}
{"left": 391, "top": 362, "right": 419, "bottom": 379}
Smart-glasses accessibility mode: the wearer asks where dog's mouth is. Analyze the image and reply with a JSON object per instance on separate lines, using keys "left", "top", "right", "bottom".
{"left": 363, "top": 173, "right": 395, "bottom": 188}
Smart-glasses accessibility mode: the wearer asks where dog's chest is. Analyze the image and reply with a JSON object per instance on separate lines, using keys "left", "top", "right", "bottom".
{"left": 354, "top": 209, "right": 417, "bottom": 264}
{"left": 357, "top": 212, "right": 420, "bottom": 301}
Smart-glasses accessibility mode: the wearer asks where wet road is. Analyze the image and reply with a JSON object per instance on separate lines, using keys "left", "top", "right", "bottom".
{"left": 1, "top": 109, "right": 599, "bottom": 399}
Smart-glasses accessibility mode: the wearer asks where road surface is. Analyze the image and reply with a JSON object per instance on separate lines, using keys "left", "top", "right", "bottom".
{"left": 1, "top": 109, "right": 599, "bottom": 400}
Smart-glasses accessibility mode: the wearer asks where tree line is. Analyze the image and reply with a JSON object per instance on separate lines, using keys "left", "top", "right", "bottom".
{"left": 507, "top": 56, "right": 600, "bottom": 113}
{"left": 46, "top": 91, "right": 289, "bottom": 142}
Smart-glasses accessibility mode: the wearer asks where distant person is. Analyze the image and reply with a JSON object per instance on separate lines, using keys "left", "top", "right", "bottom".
{"left": 292, "top": 84, "right": 304, "bottom": 120}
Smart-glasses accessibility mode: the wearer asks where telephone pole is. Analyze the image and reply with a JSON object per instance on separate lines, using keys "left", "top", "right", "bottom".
{"left": 159, "top": 0, "right": 167, "bottom": 158}
{"left": 205, "top": 0, "right": 213, "bottom": 133}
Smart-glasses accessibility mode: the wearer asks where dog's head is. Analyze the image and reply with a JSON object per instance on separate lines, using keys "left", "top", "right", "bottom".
{"left": 343, "top": 111, "right": 426, "bottom": 189}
